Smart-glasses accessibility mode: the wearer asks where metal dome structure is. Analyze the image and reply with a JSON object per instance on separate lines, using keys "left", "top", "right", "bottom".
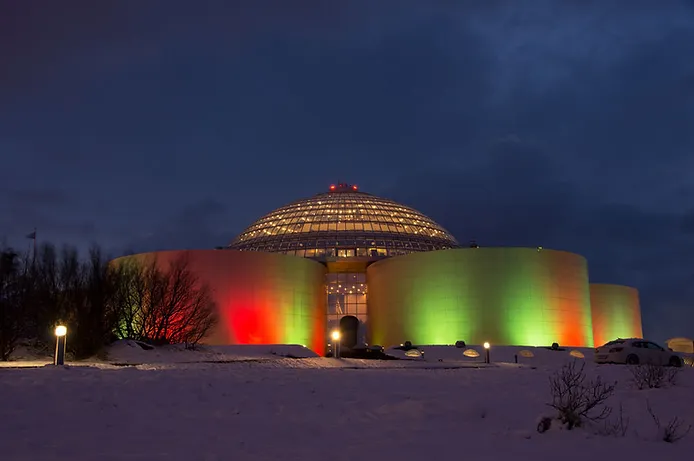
{"left": 228, "top": 183, "right": 459, "bottom": 259}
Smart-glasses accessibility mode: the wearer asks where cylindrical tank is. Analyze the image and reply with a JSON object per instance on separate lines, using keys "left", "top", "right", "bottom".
{"left": 111, "top": 250, "right": 326, "bottom": 354}
{"left": 366, "top": 247, "right": 593, "bottom": 348}
{"left": 590, "top": 284, "right": 643, "bottom": 347}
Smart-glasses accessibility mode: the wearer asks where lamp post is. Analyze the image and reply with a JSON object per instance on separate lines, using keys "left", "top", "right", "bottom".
{"left": 483, "top": 341, "right": 490, "bottom": 364}
{"left": 331, "top": 330, "right": 341, "bottom": 358}
{"left": 54, "top": 325, "right": 67, "bottom": 366}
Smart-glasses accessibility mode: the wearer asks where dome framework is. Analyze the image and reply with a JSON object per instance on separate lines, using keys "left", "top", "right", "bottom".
{"left": 228, "top": 183, "right": 459, "bottom": 259}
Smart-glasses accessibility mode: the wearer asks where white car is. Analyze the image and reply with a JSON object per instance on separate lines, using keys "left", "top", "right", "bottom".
{"left": 594, "top": 338, "right": 683, "bottom": 367}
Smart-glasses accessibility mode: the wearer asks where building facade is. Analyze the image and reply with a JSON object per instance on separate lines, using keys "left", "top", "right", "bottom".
{"left": 228, "top": 182, "right": 459, "bottom": 347}
{"left": 114, "top": 183, "right": 644, "bottom": 353}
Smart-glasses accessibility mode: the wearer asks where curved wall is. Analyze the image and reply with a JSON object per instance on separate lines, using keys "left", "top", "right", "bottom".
{"left": 666, "top": 337, "right": 694, "bottom": 354}
{"left": 590, "top": 284, "right": 643, "bottom": 347}
{"left": 112, "top": 250, "right": 326, "bottom": 354}
{"left": 366, "top": 247, "right": 593, "bottom": 348}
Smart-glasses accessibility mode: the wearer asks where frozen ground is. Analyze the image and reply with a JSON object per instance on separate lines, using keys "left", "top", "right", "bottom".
{"left": 1, "top": 343, "right": 692, "bottom": 461}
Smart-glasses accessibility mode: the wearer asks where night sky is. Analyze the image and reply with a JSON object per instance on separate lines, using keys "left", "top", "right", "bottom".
{"left": 2, "top": 1, "right": 694, "bottom": 341}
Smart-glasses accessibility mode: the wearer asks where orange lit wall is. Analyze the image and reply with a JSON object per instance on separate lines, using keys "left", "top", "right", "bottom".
{"left": 590, "top": 283, "right": 643, "bottom": 347}
{"left": 367, "top": 248, "right": 594, "bottom": 348}
{"left": 111, "top": 250, "right": 326, "bottom": 354}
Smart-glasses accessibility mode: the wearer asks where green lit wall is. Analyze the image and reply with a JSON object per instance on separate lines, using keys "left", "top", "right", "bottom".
{"left": 111, "top": 250, "right": 327, "bottom": 354}
{"left": 590, "top": 284, "right": 643, "bottom": 347}
{"left": 366, "top": 247, "right": 594, "bottom": 348}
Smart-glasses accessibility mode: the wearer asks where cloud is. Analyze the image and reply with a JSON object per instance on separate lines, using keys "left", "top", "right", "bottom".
{"left": 122, "top": 198, "right": 233, "bottom": 254}
{"left": 0, "top": 185, "right": 101, "bottom": 252}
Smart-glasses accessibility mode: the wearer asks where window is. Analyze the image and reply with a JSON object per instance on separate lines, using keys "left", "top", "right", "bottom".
{"left": 646, "top": 342, "right": 664, "bottom": 351}
{"left": 227, "top": 190, "right": 459, "bottom": 256}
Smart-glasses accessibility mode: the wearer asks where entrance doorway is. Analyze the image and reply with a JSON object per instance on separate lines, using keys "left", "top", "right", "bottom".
{"left": 339, "top": 315, "right": 359, "bottom": 349}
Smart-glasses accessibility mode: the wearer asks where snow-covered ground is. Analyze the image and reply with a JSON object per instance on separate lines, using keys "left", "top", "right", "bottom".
{"left": 1, "top": 342, "right": 692, "bottom": 460}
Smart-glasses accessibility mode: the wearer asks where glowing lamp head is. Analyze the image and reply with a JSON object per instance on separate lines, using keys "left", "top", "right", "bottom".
{"left": 331, "top": 330, "right": 341, "bottom": 341}
{"left": 352, "top": 185, "right": 358, "bottom": 190}
{"left": 483, "top": 342, "right": 490, "bottom": 349}
{"left": 55, "top": 325, "right": 67, "bottom": 337}
{"left": 329, "top": 184, "right": 336, "bottom": 190}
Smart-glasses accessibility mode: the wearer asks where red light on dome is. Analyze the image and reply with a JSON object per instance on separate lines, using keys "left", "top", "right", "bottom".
{"left": 330, "top": 185, "right": 336, "bottom": 190}
{"left": 352, "top": 185, "right": 358, "bottom": 190}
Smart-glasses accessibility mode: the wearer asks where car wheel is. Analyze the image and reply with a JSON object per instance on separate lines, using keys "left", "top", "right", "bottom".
{"left": 669, "top": 356, "right": 682, "bottom": 367}
{"left": 626, "top": 354, "right": 639, "bottom": 365}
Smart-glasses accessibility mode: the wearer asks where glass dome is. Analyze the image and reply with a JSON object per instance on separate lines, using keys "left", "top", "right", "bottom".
{"left": 228, "top": 183, "right": 459, "bottom": 259}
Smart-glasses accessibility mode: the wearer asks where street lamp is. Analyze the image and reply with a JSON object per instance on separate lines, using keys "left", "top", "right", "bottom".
{"left": 483, "top": 341, "right": 490, "bottom": 364}
{"left": 54, "top": 325, "right": 67, "bottom": 366}
{"left": 331, "top": 330, "right": 341, "bottom": 358}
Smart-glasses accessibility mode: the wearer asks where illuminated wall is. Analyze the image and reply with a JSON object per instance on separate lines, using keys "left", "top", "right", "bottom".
{"left": 666, "top": 338, "right": 694, "bottom": 354}
{"left": 366, "top": 247, "right": 594, "bottom": 348}
{"left": 590, "top": 284, "right": 643, "bottom": 347}
{"left": 111, "top": 250, "right": 326, "bottom": 354}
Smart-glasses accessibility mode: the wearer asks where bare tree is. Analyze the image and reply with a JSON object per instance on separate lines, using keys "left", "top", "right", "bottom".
{"left": 0, "top": 248, "right": 28, "bottom": 360}
{"left": 547, "top": 360, "right": 616, "bottom": 429}
{"left": 113, "top": 255, "right": 217, "bottom": 347}
{"left": 68, "top": 246, "right": 121, "bottom": 359}
{"left": 111, "top": 259, "right": 145, "bottom": 341}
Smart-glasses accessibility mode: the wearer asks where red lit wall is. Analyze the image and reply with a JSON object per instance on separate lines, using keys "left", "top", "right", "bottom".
{"left": 590, "top": 284, "right": 643, "bottom": 347}
{"left": 111, "top": 250, "right": 326, "bottom": 354}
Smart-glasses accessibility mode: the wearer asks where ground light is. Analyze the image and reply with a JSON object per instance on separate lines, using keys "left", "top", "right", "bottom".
{"left": 54, "top": 325, "right": 67, "bottom": 366}
{"left": 483, "top": 341, "right": 490, "bottom": 364}
{"left": 331, "top": 330, "right": 341, "bottom": 358}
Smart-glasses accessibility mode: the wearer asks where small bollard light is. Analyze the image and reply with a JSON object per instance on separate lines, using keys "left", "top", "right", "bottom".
{"left": 54, "top": 325, "right": 67, "bottom": 366}
{"left": 331, "top": 330, "right": 341, "bottom": 358}
{"left": 483, "top": 341, "right": 490, "bottom": 364}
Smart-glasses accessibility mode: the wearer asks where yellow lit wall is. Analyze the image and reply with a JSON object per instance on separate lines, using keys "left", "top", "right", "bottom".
{"left": 666, "top": 337, "right": 694, "bottom": 353}
{"left": 366, "top": 247, "right": 594, "bottom": 348}
{"left": 590, "top": 283, "right": 643, "bottom": 347}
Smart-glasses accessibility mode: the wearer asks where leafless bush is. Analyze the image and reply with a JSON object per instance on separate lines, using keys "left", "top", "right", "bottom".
{"left": 536, "top": 415, "right": 552, "bottom": 433}
{"left": 547, "top": 360, "right": 616, "bottom": 429}
{"left": 600, "top": 403, "right": 629, "bottom": 437}
{"left": 646, "top": 400, "right": 691, "bottom": 443}
{"left": 629, "top": 363, "right": 680, "bottom": 389}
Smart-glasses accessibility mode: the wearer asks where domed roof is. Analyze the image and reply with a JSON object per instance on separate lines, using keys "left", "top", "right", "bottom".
{"left": 228, "top": 183, "right": 459, "bottom": 259}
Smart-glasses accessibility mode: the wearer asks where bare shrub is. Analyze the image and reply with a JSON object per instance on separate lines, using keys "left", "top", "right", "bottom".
{"left": 629, "top": 363, "right": 680, "bottom": 390}
{"left": 536, "top": 416, "right": 552, "bottom": 433}
{"left": 547, "top": 360, "right": 616, "bottom": 429}
{"left": 600, "top": 403, "right": 629, "bottom": 437}
{"left": 646, "top": 400, "right": 691, "bottom": 443}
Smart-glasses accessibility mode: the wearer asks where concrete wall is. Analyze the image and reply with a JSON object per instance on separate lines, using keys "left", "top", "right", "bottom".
{"left": 590, "top": 284, "right": 643, "bottom": 347}
{"left": 112, "top": 250, "right": 326, "bottom": 354}
{"left": 366, "top": 247, "right": 594, "bottom": 348}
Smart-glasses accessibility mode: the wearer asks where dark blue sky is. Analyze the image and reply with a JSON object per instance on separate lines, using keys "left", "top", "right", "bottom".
{"left": 2, "top": 1, "right": 694, "bottom": 341}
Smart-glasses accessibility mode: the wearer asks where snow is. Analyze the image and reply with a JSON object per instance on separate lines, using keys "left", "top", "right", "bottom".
{"left": 1, "top": 343, "right": 693, "bottom": 460}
